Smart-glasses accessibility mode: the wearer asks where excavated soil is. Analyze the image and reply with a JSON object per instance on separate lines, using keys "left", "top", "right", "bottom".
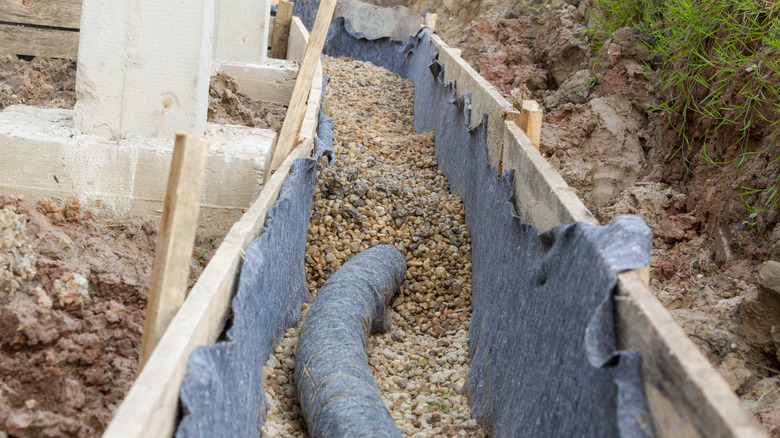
{"left": 0, "top": 53, "right": 76, "bottom": 109}
{"left": 0, "top": 195, "right": 216, "bottom": 437}
{"left": 260, "top": 56, "right": 485, "bottom": 438}
{"left": 0, "top": 52, "right": 230, "bottom": 436}
{"left": 208, "top": 72, "right": 288, "bottom": 131}
{"left": 0, "top": 51, "right": 287, "bottom": 131}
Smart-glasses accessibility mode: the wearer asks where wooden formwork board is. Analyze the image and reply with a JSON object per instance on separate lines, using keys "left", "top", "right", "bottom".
{"left": 0, "top": 0, "right": 81, "bottom": 28}
{"left": 2, "top": 0, "right": 280, "bottom": 58}
{"left": 265, "top": 0, "right": 335, "bottom": 180}
{"left": 270, "top": 0, "right": 293, "bottom": 59}
{"left": 429, "top": 36, "right": 766, "bottom": 438}
{"left": 286, "top": 16, "right": 309, "bottom": 63}
{"left": 0, "top": 23, "right": 79, "bottom": 58}
{"left": 0, "top": 0, "right": 81, "bottom": 58}
{"left": 431, "top": 34, "right": 518, "bottom": 172}
{"left": 102, "top": 19, "right": 323, "bottom": 438}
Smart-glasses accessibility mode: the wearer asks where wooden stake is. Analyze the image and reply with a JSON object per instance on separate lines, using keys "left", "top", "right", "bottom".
{"left": 519, "top": 100, "right": 542, "bottom": 149}
{"left": 270, "top": 0, "right": 294, "bottom": 59}
{"left": 139, "top": 133, "right": 209, "bottom": 370}
{"left": 635, "top": 266, "right": 650, "bottom": 286}
{"left": 265, "top": 0, "right": 336, "bottom": 180}
{"left": 424, "top": 13, "right": 437, "bottom": 30}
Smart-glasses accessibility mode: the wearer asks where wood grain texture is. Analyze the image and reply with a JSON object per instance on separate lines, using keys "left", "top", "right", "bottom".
{"left": 265, "top": 0, "right": 336, "bottom": 180}
{"left": 519, "top": 100, "right": 542, "bottom": 149}
{"left": 0, "top": 23, "right": 78, "bottom": 58}
{"left": 139, "top": 133, "right": 208, "bottom": 369}
{"left": 0, "top": 0, "right": 82, "bottom": 28}
{"left": 269, "top": 0, "right": 293, "bottom": 59}
{"left": 616, "top": 272, "right": 767, "bottom": 438}
{"left": 424, "top": 12, "right": 437, "bottom": 30}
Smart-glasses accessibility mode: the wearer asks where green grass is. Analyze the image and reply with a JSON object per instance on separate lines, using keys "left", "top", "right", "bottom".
{"left": 587, "top": 0, "right": 780, "bottom": 216}
{"left": 197, "top": 244, "right": 212, "bottom": 265}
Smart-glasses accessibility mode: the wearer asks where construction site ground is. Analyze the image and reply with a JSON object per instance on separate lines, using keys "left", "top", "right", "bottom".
{"left": 1, "top": 0, "right": 780, "bottom": 435}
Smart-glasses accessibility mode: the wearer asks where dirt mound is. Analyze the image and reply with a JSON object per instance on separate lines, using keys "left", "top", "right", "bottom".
{"left": 0, "top": 52, "right": 76, "bottom": 109}
{"left": 0, "top": 197, "right": 154, "bottom": 436}
{"left": 208, "top": 71, "right": 288, "bottom": 131}
{"left": 0, "top": 196, "right": 216, "bottom": 437}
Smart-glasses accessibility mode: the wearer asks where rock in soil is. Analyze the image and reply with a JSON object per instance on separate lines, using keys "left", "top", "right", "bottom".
{"left": 0, "top": 51, "right": 75, "bottom": 109}
{"left": 260, "top": 56, "right": 485, "bottom": 438}
{"left": 0, "top": 196, "right": 215, "bottom": 436}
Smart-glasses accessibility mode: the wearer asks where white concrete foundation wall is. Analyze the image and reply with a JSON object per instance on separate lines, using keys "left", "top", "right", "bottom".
{"left": 1, "top": 106, "right": 275, "bottom": 238}
{"left": 214, "top": 59, "right": 298, "bottom": 104}
{"left": 74, "top": 0, "right": 215, "bottom": 139}
{"left": 214, "top": 0, "right": 271, "bottom": 64}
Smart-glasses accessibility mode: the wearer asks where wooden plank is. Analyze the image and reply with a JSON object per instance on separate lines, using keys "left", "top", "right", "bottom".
{"left": 269, "top": 0, "right": 293, "bottom": 59}
{"left": 286, "top": 16, "right": 308, "bottom": 62}
{"left": 268, "top": 16, "right": 276, "bottom": 49}
{"left": 616, "top": 272, "right": 767, "bottom": 438}
{"left": 0, "top": 0, "right": 82, "bottom": 29}
{"left": 103, "top": 29, "right": 323, "bottom": 436}
{"left": 139, "top": 133, "right": 209, "bottom": 369}
{"left": 424, "top": 12, "right": 437, "bottom": 30}
{"left": 0, "top": 23, "right": 78, "bottom": 58}
{"left": 265, "top": 0, "right": 336, "bottom": 180}
{"left": 519, "top": 100, "right": 542, "bottom": 149}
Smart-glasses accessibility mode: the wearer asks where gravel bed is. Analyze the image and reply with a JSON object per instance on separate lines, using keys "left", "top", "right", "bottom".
{"left": 260, "top": 56, "right": 485, "bottom": 438}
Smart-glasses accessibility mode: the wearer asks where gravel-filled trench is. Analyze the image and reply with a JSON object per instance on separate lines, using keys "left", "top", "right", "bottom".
{"left": 259, "top": 57, "right": 486, "bottom": 437}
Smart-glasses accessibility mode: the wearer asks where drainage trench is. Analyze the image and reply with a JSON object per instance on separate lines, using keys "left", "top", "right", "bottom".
{"left": 260, "top": 56, "right": 485, "bottom": 437}
{"left": 178, "top": 20, "right": 654, "bottom": 438}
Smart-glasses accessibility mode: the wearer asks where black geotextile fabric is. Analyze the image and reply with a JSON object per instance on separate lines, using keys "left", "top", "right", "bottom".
{"left": 176, "top": 158, "right": 315, "bottom": 438}
{"left": 319, "top": 21, "right": 656, "bottom": 438}
{"left": 295, "top": 244, "right": 406, "bottom": 437}
{"left": 176, "top": 83, "right": 336, "bottom": 437}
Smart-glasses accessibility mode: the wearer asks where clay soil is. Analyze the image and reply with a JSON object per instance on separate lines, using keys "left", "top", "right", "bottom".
{"left": 394, "top": 0, "right": 780, "bottom": 434}
{"left": 0, "top": 195, "right": 217, "bottom": 437}
{"left": 0, "top": 53, "right": 227, "bottom": 437}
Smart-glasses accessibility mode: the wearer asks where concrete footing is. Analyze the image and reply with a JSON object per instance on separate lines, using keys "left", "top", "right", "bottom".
{"left": 214, "top": 59, "right": 298, "bottom": 104}
{"left": 0, "top": 105, "right": 275, "bottom": 238}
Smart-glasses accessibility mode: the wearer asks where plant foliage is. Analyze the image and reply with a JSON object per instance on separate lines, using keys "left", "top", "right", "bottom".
{"left": 588, "top": 0, "right": 780, "bottom": 212}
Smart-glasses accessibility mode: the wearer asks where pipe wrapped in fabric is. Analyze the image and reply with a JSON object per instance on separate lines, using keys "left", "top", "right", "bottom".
{"left": 295, "top": 244, "right": 405, "bottom": 437}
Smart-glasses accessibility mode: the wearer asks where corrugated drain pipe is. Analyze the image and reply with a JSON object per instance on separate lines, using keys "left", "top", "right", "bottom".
{"left": 295, "top": 244, "right": 405, "bottom": 437}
